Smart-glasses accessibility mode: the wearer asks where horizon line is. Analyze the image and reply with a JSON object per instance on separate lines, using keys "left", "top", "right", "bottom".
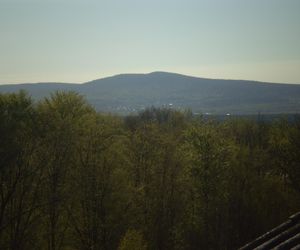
{"left": 0, "top": 71, "right": 299, "bottom": 85}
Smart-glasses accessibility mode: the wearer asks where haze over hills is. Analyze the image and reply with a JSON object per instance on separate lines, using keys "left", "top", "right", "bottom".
{"left": 1, "top": 72, "right": 300, "bottom": 114}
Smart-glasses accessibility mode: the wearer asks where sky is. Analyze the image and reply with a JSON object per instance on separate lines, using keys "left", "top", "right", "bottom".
{"left": 0, "top": 0, "right": 300, "bottom": 84}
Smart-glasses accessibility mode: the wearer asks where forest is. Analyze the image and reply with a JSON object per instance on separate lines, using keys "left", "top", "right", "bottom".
{"left": 0, "top": 91, "right": 300, "bottom": 250}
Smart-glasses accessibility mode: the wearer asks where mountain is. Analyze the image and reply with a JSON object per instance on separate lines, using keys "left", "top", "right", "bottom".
{"left": 1, "top": 71, "right": 300, "bottom": 114}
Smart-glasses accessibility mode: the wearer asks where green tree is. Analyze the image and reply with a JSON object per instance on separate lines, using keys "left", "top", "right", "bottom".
{"left": 36, "top": 91, "right": 94, "bottom": 250}
{"left": 68, "top": 114, "right": 131, "bottom": 250}
{"left": 0, "top": 91, "right": 41, "bottom": 250}
{"left": 118, "top": 229, "right": 147, "bottom": 250}
{"left": 127, "top": 112, "right": 188, "bottom": 250}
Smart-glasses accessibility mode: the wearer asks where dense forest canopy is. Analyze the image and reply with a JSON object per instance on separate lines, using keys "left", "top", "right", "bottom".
{"left": 0, "top": 91, "right": 300, "bottom": 250}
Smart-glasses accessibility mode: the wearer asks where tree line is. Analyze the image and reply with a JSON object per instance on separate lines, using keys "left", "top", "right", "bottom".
{"left": 0, "top": 91, "right": 299, "bottom": 250}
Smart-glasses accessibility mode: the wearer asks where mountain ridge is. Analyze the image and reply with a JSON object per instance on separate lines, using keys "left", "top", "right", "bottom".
{"left": 1, "top": 72, "right": 299, "bottom": 86}
{"left": 1, "top": 72, "right": 300, "bottom": 114}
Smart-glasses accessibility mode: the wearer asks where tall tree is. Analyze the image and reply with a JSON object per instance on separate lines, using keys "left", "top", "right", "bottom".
{"left": 36, "top": 92, "right": 94, "bottom": 250}
{"left": 0, "top": 92, "right": 42, "bottom": 250}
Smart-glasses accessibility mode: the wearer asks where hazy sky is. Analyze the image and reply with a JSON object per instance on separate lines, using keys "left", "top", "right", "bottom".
{"left": 1, "top": 0, "right": 300, "bottom": 84}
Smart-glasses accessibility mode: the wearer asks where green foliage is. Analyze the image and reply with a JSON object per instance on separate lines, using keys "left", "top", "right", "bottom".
{"left": 118, "top": 229, "right": 147, "bottom": 250}
{"left": 0, "top": 92, "right": 300, "bottom": 250}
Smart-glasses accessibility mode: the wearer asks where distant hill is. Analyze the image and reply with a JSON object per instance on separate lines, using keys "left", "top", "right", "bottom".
{"left": 1, "top": 72, "right": 300, "bottom": 114}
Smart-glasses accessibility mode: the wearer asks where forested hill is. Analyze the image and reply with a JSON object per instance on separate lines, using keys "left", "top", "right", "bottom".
{"left": 1, "top": 71, "right": 300, "bottom": 114}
